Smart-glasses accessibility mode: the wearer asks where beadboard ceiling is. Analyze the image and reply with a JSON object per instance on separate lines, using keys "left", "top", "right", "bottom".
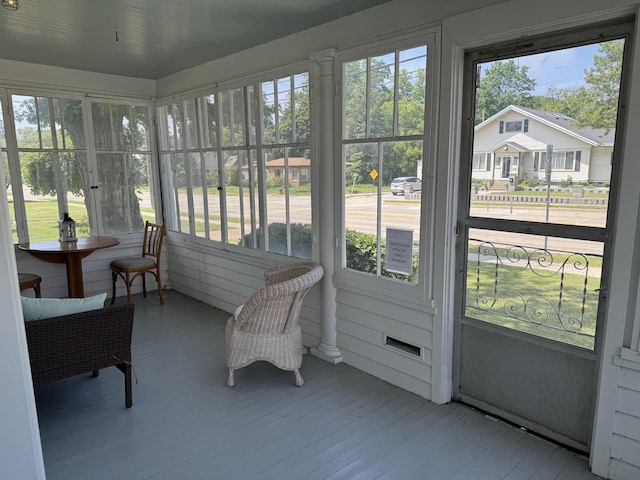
{"left": 0, "top": 0, "right": 391, "bottom": 79}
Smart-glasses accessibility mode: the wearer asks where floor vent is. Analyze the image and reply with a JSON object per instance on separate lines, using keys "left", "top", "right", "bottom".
{"left": 385, "top": 336, "right": 421, "bottom": 357}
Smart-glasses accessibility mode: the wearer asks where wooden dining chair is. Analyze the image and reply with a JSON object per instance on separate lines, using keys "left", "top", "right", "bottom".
{"left": 19, "top": 272, "right": 42, "bottom": 297}
{"left": 110, "top": 221, "right": 165, "bottom": 305}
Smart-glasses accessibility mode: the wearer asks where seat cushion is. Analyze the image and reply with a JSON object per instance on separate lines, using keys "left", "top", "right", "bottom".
{"left": 22, "top": 293, "right": 107, "bottom": 321}
{"left": 111, "top": 257, "right": 157, "bottom": 271}
{"left": 19, "top": 272, "right": 41, "bottom": 284}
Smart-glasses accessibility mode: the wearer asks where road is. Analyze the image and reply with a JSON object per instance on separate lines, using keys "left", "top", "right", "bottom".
{"left": 178, "top": 190, "right": 609, "bottom": 255}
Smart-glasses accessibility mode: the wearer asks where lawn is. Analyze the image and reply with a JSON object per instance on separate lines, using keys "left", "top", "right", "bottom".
{"left": 465, "top": 242, "right": 601, "bottom": 350}
{"left": 9, "top": 195, "right": 156, "bottom": 243}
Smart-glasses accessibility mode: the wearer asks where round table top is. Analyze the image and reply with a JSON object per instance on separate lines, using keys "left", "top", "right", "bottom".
{"left": 18, "top": 236, "right": 120, "bottom": 253}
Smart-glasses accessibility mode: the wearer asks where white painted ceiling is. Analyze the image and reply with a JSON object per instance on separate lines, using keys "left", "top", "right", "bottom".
{"left": 0, "top": 0, "right": 391, "bottom": 79}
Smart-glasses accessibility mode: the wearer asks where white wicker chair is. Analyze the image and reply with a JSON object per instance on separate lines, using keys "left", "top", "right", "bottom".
{"left": 225, "top": 262, "right": 324, "bottom": 387}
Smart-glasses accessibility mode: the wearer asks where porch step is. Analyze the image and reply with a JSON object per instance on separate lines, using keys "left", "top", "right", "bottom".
{"left": 489, "top": 180, "right": 509, "bottom": 192}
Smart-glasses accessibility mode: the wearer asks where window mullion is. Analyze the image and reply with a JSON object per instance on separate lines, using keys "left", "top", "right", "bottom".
{"left": 47, "top": 98, "right": 67, "bottom": 217}
{"left": 274, "top": 80, "right": 280, "bottom": 144}
{"left": 366, "top": 58, "right": 372, "bottom": 138}
{"left": 82, "top": 98, "right": 101, "bottom": 236}
{"left": 229, "top": 92, "right": 236, "bottom": 146}
{"left": 214, "top": 93, "right": 228, "bottom": 245}
{"left": 242, "top": 87, "right": 258, "bottom": 249}
{"left": 284, "top": 148, "right": 291, "bottom": 256}
{"left": 181, "top": 101, "right": 195, "bottom": 236}
{"left": 290, "top": 75, "right": 297, "bottom": 143}
{"left": 194, "top": 97, "right": 210, "bottom": 239}
{"left": 2, "top": 90, "right": 29, "bottom": 242}
{"left": 255, "top": 82, "right": 268, "bottom": 253}
{"left": 376, "top": 141, "right": 383, "bottom": 277}
{"left": 393, "top": 50, "right": 400, "bottom": 136}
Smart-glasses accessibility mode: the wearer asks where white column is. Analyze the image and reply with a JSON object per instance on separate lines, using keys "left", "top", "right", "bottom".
{"left": 310, "top": 49, "right": 342, "bottom": 364}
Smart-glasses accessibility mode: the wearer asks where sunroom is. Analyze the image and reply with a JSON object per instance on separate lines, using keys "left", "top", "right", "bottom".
{"left": 3, "top": 1, "right": 640, "bottom": 479}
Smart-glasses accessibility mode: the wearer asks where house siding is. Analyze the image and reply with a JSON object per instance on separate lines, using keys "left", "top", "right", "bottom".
{"left": 590, "top": 147, "right": 614, "bottom": 184}
{"left": 609, "top": 355, "right": 640, "bottom": 478}
{"left": 335, "top": 287, "right": 434, "bottom": 398}
{"left": 474, "top": 108, "right": 606, "bottom": 184}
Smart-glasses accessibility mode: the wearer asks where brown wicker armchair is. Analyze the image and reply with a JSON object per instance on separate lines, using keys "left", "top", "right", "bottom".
{"left": 225, "top": 262, "right": 324, "bottom": 387}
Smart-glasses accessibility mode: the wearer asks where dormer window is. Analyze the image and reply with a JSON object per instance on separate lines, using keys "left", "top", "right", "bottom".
{"left": 499, "top": 119, "right": 529, "bottom": 133}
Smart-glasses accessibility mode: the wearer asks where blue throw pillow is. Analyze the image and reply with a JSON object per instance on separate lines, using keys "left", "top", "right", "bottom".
{"left": 21, "top": 293, "right": 107, "bottom": 321}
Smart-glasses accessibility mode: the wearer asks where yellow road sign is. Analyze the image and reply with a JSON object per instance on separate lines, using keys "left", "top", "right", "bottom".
{"left": 370, "top": 169, "right": 378, "bottom": 180}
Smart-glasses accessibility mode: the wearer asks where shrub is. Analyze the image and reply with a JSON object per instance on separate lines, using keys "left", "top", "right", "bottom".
{"left": 241, "top": 225, "right": 418, "bottom": 282}
{"left": 346, "top": 228, "right": 418, "bottom": 282}
{"left": 560, "top": 176, "right": 573, "bottom": 188}
{"left": 518, "top": 177, "right": 541, "bottom": 188}
{"left": 241, "top": 222, "right": 312, "bottom": 259}
{"left": 345, "top": 229, "right": 378, "bottom": 273}
{"left": 267, "top": 176, "right": 284, "bottom": 189}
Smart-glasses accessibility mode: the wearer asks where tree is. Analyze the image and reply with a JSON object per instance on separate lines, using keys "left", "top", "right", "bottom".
{"left": 14, "top": 97, "right": 148, "bottom": 234}
{"left": 475, "top": 59, "right": 537, "bottom": 124}
{"left": 530, "top": 40, "right": 623, "bottom": 131}
{"left": 275, "top": 73, "right": 311, "bottom": 159}
{"left": 343, "top": 55, "right": 426, "bottom": 184}
{"left": 532, "top": 86, "right": 578, "bottom": 118}
{"left": 571, "top": 40, "right": 624, "bottom": 130}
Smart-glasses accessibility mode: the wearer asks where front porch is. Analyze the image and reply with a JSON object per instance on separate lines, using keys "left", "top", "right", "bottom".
{"left": 36, "top": 291, "right": 599, "bottom": 480}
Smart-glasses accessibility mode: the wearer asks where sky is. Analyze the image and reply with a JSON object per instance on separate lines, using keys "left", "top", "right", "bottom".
{"left": 482, "top": 42, "right": 602, "bottom": 96}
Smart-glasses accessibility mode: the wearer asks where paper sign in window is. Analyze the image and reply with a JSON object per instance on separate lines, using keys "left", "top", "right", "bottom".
{"left": 385, "top": 227, "right": 414, "bottom": 275}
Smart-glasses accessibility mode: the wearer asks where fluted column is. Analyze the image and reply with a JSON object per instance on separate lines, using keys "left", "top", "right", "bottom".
{"left": 310, "top": 49, "right": 342, "bottom": 364}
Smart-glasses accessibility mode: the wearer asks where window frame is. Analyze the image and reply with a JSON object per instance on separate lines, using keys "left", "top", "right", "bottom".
{"left": 1, "top": 87, "right": 157, "bottom": 243}
{"left": 87, "top": 98, "right": 157, "bottom": 235}
{"left": 334, "top": 29, "right": 440, "bottom": 304}
{"left": 504, "top": 120, "right": 522, "bottom": 132}
{"left": 538, "top": 150, "right": 582, "bottom": 172}
{"left": 472, "top": 153, "right": 487, "bottom": 170}
{"left": 155, "top": 62, "right": 317, "bottom": 261}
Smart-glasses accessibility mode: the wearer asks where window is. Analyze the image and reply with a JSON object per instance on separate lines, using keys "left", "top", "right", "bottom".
{"left": 552, "top": 151, "right": 575, "bottom": 170}
{"left": 505, "top": 121, "right": 522, "bottom": 132}
{"left": 499, "top": 120, "right": 524, "bottom": 133}
{"left": 342, "top": 40, "right": 431, "bottom": 284}
{"left": 472, "top": 153, "right": 486, "bottom": 170}
{"left": 3, "top": 92, "right": 155, "bottom": 243}
{"left": 157, "top": 69, "right": 313, "bottom": 259}
{"left": 537, "top": 150, "right": 582, "bottom": 172}
{"left": 91, "top": 102, "right": 154, "bottom": 234}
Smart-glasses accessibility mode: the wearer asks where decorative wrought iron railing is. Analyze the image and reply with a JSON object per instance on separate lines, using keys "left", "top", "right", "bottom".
{"left": 466, "top": 238, "right": 602, "bottom": 342}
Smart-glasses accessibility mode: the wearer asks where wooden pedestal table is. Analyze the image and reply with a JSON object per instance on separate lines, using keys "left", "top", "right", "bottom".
{"left": 19, "top": 236, "right": 120, "bottom": 298}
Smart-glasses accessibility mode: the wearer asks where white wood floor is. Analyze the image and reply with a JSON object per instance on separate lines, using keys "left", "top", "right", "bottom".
{"left": 35, "top": 291, "right": 602, "bottom": 480}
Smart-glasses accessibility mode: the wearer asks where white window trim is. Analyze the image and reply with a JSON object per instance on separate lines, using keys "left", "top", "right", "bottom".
{"left": 2, "top": 88, "right": 157, "bottom": 242}
{"left": 334, "top": 28, "right": 440, "bottom": 306}
{"left": 156, "top": 62, "right": 320, "bottom": 261}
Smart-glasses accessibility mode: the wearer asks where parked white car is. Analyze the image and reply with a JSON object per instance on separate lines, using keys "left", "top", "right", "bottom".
{"left": 390, "top": 176, "right": 422, "bottom": 195}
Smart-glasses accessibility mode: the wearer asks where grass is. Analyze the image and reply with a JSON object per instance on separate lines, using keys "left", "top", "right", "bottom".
{"left": 9, "top": 196, "right": 156, "bottom": 243}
